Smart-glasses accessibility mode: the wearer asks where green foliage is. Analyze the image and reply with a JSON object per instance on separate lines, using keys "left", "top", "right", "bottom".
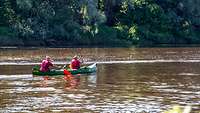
{"left": 96, "top": 25, "right": 117, "bottom": 40}
{"left": 97, "top": 0, "right": 104, "bottom": 11}
{"left": 17, "top": 0, "right": 32, "bottom": 10}
{"left": 113, "top": 0, "right": 198, "bottom": 45}
{"left": 0, "top": 26, "right": 14, "bottom": 36}
{"left": 0, "top": 0, "right": 200, "bottom": 46}
{"left": 115, "top": 24, "right": 129, "bottom": 40}
{"left": 128, "top": 25, "right": 139, "bottom": 43}
{"left": 1, "top": 0, "right": 19, "bottom": 25}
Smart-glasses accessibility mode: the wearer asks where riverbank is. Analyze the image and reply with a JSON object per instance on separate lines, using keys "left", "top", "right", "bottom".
{"left": 2, "top": 36, "right": 200, "bottom": 48}
{"left": 0, "top": 36, "right": 133, "bottom": 47}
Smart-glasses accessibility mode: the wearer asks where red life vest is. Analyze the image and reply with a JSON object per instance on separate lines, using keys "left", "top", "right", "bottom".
{"left": 70, "top": 59, "right": 80, "bottom": 69}
{"left": 40, "top": 60, "right": 53, "bottom": 72}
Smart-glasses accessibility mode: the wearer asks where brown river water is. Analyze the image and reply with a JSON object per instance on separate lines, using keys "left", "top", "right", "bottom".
{"left": 0, "top": 47, "right": 200, "bottom": 113}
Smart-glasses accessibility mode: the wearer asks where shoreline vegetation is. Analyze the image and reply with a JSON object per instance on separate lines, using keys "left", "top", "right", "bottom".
{"left": 0, "top": 0, "right": 200, "bottom": 47}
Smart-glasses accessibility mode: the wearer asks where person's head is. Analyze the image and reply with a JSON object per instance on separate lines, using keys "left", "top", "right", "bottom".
{"left": 46, "top": 56, "right": 51, "bottom": 61}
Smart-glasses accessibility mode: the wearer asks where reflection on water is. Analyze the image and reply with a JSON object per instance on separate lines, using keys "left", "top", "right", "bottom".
{"left": 0, "top": 47, "right": 200, "bottom": 112}
{"left": 0, "top": 63, "right": 200, "bottom": 112}
{"left": 1, "top": 47, "right": 200, "bottom": 63}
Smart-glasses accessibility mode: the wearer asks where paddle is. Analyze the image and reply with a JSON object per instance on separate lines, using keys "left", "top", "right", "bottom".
{"left": 64, "top": 69, "right": 72, "bottom": 75}
{"left": 63, "top": 69, "right": 73, "bottom": 80}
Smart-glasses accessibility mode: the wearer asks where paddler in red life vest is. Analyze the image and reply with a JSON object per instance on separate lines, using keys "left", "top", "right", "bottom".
{"left": 70, "top": 55, "right": 81, "bottom": 70}
{"left": 40, "top": 56, "right": 54, "bottom": 72}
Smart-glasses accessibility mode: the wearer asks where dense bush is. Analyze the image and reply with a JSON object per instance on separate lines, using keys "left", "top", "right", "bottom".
{"left": 0, "top": 0, "right": 200, "bottom": 47}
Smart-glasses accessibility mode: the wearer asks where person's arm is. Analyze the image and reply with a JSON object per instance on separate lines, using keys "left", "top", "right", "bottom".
{"left": 48, "top": 62, "right": 54, "bottom": 69}
{"left": 49, "top": 62, "right": 60, "bottom": 69}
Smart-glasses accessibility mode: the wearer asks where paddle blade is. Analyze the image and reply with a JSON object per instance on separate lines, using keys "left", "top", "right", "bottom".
{"left": 64, "top": 69, "right": 72, "bottom": 75}
{"left": 63, "top": 69, "right": 73, "bottom": 80}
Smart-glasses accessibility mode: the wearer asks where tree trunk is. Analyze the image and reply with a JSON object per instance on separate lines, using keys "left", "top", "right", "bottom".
{"left": 10, "top": 0, "right": 17, "bottom": 11}
{"left": 104, "top": 0, "right": 115, "bottom": 26}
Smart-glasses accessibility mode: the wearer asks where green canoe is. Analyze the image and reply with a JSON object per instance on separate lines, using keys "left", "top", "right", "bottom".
{"left": 32, "top": 63, "right": 97, "bottom": 76}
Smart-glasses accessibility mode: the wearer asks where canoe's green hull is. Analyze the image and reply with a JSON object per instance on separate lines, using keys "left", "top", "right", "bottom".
{"left": 32, "top": 64, "right": 96, "bottom": 76}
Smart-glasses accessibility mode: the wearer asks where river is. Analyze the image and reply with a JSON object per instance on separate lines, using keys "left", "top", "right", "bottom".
{"left": 0, "top": 47, "right": 200, "bottom": 112}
